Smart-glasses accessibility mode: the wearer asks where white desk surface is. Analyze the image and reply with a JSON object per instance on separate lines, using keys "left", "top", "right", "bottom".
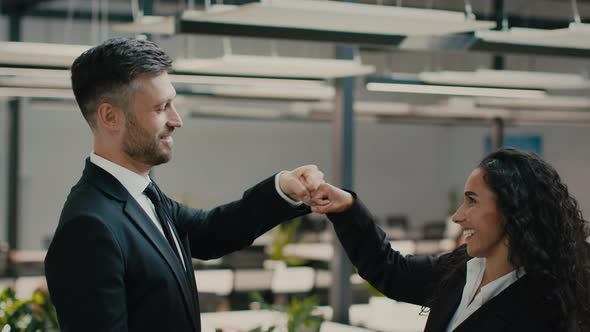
{"left": 283, "top": 243, "right": 333, "bottom": 261}
{"left": 201, "top": 310, "right": 375, "bottom": 332}
{"left": 10, "top": 250, "right": 46, "bottom": 263}
{"left": 282, "top": 240, "right": 454, "bottom": 262}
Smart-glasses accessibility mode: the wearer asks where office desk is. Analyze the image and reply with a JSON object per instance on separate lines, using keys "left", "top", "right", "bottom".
{"left": 201, "top": 310, "right": 375, "bottom": 332}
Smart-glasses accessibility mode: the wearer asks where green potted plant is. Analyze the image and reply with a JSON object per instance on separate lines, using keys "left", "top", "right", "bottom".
{"left": 0, "top": 287, "right": 59, "bottom": 332}
{"left": 249, "top": 292, "right": 323, "bottom": 332}
{"left": 267, "top": 217, "right": 308, "bottom": 266}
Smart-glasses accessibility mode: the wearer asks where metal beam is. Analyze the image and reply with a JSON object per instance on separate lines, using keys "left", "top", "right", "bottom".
{"left": 330, "top": 45, "right": 355, "bottom": 325}
{"left": 476, "top": 11, "right": 586, "bottom": 30}
{"left": 492, "top": 118, "right": 505, "bottom": 150}
{"left": 493, "top": 0, "right": 506, "bottom": 31}
{"left": 20, "top": 8, "right": 132, "bottom": 22}
{"left": 144, "top": 0, "right": 154, "bottom": 16}
{"left": 178, "top": 19, "right": 406, "bottom": 45}
{"left": 7, "top": 14, "right": 22, "bottom": 251}
{"left": 491, "top": 0, "right": 505, "bottom": 151}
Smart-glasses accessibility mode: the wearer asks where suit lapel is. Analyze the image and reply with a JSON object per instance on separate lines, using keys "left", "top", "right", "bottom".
{"left": 424, "top": 280, "right": 463, "bottom": 332}
{"left": 452, "top": 276, "right": 529, "bottom": 332}
{"left": 123, "top": 190, "right": 199, "bottom": 331}
{"left": 83, "top": 160, "right": 199, "bottom": 331}
{"left": 151, "top": 183, "right": 200, "bottom": 312}
{"left": 168, "top": 217, "right": 201, "bottom": 328}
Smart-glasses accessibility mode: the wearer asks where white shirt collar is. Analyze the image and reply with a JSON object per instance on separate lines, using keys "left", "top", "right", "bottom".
{"left": 466, "top": 257, "right": 523, "bottom": 305}
{"left": 447, "top": 256, "right": 525, "bottom": 332}
{"left": 89, "top": 152, "right": 152, "bottom": 196}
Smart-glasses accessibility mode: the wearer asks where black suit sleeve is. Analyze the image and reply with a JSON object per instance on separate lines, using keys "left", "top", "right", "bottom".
{"left": 45, "top": 216, "right": 128, "bottom": 332}
{"left": 328, "top": 195, "right": 447, "bottom": 307}
{"left": 164, "top": 174, "right": 309, "bottom": 260}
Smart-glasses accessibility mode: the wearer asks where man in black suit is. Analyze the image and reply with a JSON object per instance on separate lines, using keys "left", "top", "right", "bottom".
{"left": 44, "top": 37, "right": 324, "bottom": 332}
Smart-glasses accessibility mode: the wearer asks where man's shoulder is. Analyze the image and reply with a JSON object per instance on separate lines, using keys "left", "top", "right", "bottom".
{"left": 60, "top": 178, "right": 121, "bottom": 224}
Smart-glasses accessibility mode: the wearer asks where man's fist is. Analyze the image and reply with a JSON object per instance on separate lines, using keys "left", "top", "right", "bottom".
{"left": 279, "top": 165, "right": 324, "bottom": 205}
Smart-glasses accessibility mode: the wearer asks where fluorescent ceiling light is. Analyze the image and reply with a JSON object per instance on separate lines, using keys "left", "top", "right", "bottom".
{"left": 188, "top": 105, "right": 284, "bottom": 119}
{"left": 476, "top": 96, "right": 590, "bottom": 110}
{"left": 171, "top": 73, "right": 335, "bottom": 100}
{"left": 181, "top": 1, "right": 494, "bottom": 38}
{"left": 29, "top": 100, "right": 78, "bottom": 112}
{"left": 0, "top": 67, "right": 70, "bottom": 77}
{"left": 510, "top": 110, "right": 590, "bottom": 123}
{"left": 0, "top": 67, "right": 71, "bottom": 88}
{"left": 0, "top": 41, "right": 90, "bottom": 67}
{"left": 174, "top": 55, "right": 374, "bottom": 79}
{"left": 169, "top": 74, "right": 326, "bottom": 88}
{"left": 476, "top": 23, "right": 590, "bottom": 50}
{"left": 415, "top": 104, "right": 510, "bottom": 119}
{"left": 416, "top": 98, "right": 590, "bottom": 123}
{"left": 0, "top": 67, "right": 332, "bottom": 100}
{"left": 419, "top": 69, "right": 590, "bottom": 90}
{"left": 0, "top": 87, "right": 74, "bottom": 99}
{"left": 354, "top": 101, "right": 412, "bottom": 115}
{"left": 201, "top": 85, "right": 335, "bottom": 100}
{"left": 366, "top": 82, "right": 547, "bottom": 99}
{"left": 310, "top": 101, "right": 411, "bottom": 116}
{"left": 111, "top": 16, "right": 175, "bottom": 35}
{"left": 413, "top": 98, "right": 510, "bottom": 119}
{"left": 0, "top": 76, "right": 71, "bottom": 88}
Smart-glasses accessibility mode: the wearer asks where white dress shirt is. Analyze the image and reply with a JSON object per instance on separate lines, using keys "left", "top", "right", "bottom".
{"left": 446, "top": 257, "right": 525, "bottom": 332}
{"left": 90, "top": 153, "right": 189, "bottom": 270}
{"left": 90, "top": 153, "right": 303, "bottom": 271}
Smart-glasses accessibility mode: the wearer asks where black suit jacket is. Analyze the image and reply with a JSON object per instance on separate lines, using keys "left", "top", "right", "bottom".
{"left": 328, "top": 196, "right": 560, "bottom": 332}
{"left": 45, "top": 159, "right": 307, "bottom": 332}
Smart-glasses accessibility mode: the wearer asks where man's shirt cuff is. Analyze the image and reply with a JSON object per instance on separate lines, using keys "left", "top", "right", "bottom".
{"left": 275, "top": 171, "right": 304, "bottom": 207}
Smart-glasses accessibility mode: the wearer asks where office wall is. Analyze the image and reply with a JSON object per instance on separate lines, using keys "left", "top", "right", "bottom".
{"left": 157, "top": 118, "right": 453, "bottom": 225}
{"left": 16, "top": 109, "right": 457, "bottom": 249}
{"left": 19, "top": 107, "right": 92, "bottom": 249}
{"left": 445, "top": 124, "right": 590, "bottom": 216}
{"left": 15, "top": 108, "right": 590, "bottom": 250}
{"left": 354, "top": 122, "right": 451, "bottom": 223}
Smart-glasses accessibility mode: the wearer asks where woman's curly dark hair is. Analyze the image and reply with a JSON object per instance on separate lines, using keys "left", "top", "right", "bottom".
{"left": 479, "top": 148, "right": 590, "bottom": 329}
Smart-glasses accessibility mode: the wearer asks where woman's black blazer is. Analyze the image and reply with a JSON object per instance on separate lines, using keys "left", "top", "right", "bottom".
{"left": 327, "top": 196, "right": 561, "bottom": 332}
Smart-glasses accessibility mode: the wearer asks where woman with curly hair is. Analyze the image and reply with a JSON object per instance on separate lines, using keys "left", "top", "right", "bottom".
{"left": 311, "top": 148, "right": 590, "bottom": 331}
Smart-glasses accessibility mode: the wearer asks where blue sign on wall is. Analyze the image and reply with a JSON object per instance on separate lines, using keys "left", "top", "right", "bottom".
{"left": 485, "top": 134, "right": 543, "bottom": 156}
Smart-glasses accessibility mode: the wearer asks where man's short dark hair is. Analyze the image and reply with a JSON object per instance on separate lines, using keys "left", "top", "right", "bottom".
{"left": 71, "top": 37, "right": 173, "bottom": 129}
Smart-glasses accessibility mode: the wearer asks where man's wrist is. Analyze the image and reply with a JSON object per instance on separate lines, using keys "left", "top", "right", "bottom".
{"left": 275, "top": 171, "right": 303, "bottom": 207}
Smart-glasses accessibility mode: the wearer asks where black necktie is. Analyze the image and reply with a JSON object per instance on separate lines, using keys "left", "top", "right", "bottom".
{"left": 144, "top": 182, "right": 183, "bottom": 264}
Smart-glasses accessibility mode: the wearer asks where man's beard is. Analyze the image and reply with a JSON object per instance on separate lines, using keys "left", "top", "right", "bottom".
{"left": 122, "top": 113, "right": 171, "bottom": 167}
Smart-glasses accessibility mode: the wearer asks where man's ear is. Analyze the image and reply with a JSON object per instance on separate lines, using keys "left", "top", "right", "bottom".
{"left": 96, "top": 102, "right": 124, "bottom": 132}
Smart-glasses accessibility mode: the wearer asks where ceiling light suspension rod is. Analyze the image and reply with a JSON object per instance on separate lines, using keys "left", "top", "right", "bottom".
{"left": 571, "top": 0, "right": 582, "bottom": 24}
{"left": 464, "top": 0, "right": 475, "bottom": 20}
{"left": 493, "top": 0, "right": 507, "bottom": 31}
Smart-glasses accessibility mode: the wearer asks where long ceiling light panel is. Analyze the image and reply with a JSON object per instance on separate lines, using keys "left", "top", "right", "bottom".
{"left": 476, "top": 96, "right": 590, "bottom": 110}
{"left": 174, "top": 54, "right": 374, "bottom": 79}
{"left": 111, "top": 16, "right": 176, "bottom": 35}
{"left": 0, "top": 41, "right": 90, "bottom": 68}
{"left": 474, "top": 23, "right": 590, "bottom": 57}
{"left": 0, "top": 87, "right": 74, "bottom": 99}
{"left": 366, "top": 79, "right": 547, "bottom": 99}
{"left": 180, "top": 0, "right": 494, "bottom": 44}
{"left": 419, "top": 69, "right": 590, "bottom": 90}
{"left": 476, "top": 23, "right": 590, "bottom": 50}
{"left": 0, "top": 67, "right": 334, "bottom": 100}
